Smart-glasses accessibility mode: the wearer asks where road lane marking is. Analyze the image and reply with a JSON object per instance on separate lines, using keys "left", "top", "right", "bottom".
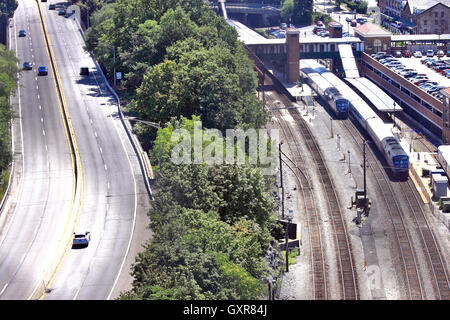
{"left": 0, "top": 284, "right": 8, "bottom": 296}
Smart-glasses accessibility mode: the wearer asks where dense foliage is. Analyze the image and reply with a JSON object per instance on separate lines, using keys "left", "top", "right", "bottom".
{"left": 0, "top": 44, "right": 18, "bottom": 175}
{"left": 120, "top": 117, "right": 277, "bottom": 300}
{"left": 85, "top": 0, "right": 268, "bottom": 133}
{"left": 83, "top": 0, "right": 278, "bottom": 300}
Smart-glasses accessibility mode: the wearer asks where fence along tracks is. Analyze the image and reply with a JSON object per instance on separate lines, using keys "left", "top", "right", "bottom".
{"left": 266, "top": 85, "right": 358, "bottom": 299}
{"left": 341, "top": 119, "right": 450, "bottom": 299}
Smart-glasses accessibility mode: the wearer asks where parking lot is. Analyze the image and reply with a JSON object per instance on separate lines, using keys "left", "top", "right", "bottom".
{"left": 373, "top": 50, "right": 450, "bottom": 102}
{"left": 398, "top": 55, "right": 450, "bottom": 87}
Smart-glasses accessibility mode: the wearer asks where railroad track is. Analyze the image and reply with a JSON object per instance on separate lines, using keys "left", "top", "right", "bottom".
{"left": 265, "top": 85, "right": 358, "bottom": 299}
{"left": 271, "top": 107, "right": 328, "bottom": 300}
{"left": 399, "top": 178, "right": 450, "bottom": 299}
{"left": 341, "top": 119, "right": 432, "bottom": 299}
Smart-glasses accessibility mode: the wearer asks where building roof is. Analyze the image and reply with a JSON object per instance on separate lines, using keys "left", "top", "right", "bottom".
{"left": 354, "top": 22, "right": 392, "bottom": 38}
{"left": 441, "top": 87, "right": 450, "bottom": 97}
{"left": 404, "top": 0, "right": 450, "bottom": 15}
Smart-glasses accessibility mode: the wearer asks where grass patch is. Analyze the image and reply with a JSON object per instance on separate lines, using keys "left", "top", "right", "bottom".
{"left": 281, "top": 249, "right": 299, "bottom": 265}
{"left": 0, "top": 167, "right": 11, "bottom": 203}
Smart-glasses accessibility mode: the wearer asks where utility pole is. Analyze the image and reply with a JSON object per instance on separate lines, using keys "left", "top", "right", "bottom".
{"left": 279, "top": 142, "right": 285, "bottom": 219}
{"left": 363, "top": 140, "right": 367, "bottom": 215}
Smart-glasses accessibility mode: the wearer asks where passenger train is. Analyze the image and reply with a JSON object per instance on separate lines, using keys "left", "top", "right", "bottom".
{"left": 300, "top": 61, "right": 349, "bottom": 118}
{"left": 300, "top": 60, "right": 409, "bottom": 176}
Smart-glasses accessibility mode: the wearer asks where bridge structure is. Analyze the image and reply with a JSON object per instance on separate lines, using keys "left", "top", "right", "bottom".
{"left": 209, "top": 0, "right": 281, "bottom": 25}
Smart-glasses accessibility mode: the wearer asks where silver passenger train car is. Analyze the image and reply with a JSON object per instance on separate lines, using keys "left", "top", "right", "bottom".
{"left": 299, "top": 60, "right": 409, "bottom": 176}
{"left": 300, "top": 60, "right": 349, "bottom": 118}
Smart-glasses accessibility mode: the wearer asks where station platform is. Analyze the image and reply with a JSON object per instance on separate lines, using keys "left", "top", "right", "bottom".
{"left": 405, "top": 146, "right": 450, "bottom": 230}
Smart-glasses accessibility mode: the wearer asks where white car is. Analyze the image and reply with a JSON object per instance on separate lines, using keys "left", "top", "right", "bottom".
{"left": 426, "top": 49, "right": 434, "bottom": 57}
{"left": 413, "top": 51, "right": 422, "bottom": 58}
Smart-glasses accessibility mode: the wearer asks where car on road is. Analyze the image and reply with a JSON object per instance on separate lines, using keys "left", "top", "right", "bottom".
{"left": 18, "top": 29, "right": 26, "bottom": 37}
{"left": 49, "top": 4, "right": 55, "bottom": 10}
{"left": 280, "top": 23, "right": 287, "bottom": 30}
{"left": 80, "top": 67, "right": 89, "bottom": 76}
{"left": 413, "top": 51, "right": 422, "bottom": 58}
{"left": 402, "top": 50, "right": 412, "bottom": 57}
{"left": 58, "top": 8, "right": 66, "bottom": 16}
{"left": 72, "top": 232, "right": 91, "bottom": 248}
{"left": 441, "top": 68, "right": 450, "bottom": 75}
{"left": 426, "top": 49, "right": 434, "bottom": 57}
{"left": 23, "top": 61, "right": 32, "bottom": 70}
{"left": 346, "top": 16, "right": 352, "bottom": 23}
{"left": 38, "top": 65, "right": 48, "bottom": 75}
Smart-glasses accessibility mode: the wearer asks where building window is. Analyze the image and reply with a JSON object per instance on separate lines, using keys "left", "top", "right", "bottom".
{"left": 424, "top": 19, "right": 427, "bottom": 25}
{"left": 435, "top": 20, "right": 438, "bottom": 25}
{"left": 374, "top": 39, "right": 382, "bottom": 53}
{"left": 435, "top": 12, "right": 438, "bottom": 17}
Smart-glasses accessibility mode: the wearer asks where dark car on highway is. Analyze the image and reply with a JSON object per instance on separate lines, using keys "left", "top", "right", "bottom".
{"left": 23, "top": 62, "right": 32, "bottom": 70}
{"left": 38, "top": 66, "right": 48, "bottom": 75}
{"left": 72, "top": 232, "right": 91, "bottom": 248}
{"left": 18, "top": 30, "right": 26, "bottom": 37}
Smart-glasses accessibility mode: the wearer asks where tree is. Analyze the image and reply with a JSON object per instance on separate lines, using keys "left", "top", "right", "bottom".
{"left": 281, "top": 0, "right": 294, "bottom": 23}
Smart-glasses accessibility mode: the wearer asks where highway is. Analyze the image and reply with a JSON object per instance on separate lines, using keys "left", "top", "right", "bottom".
{"left": 0, "top": 0, "right": 74, "bottom": 299}
{"left": 0, "top": 0, "right": 149, "bottom": 300}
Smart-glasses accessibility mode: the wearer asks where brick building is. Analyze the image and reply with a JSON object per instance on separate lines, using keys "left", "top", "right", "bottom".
{"left": 354, "top": 22, "right": 392, "bottom": 54}
{"left": 402, "top": 0, "right": 450, "bottom": 34}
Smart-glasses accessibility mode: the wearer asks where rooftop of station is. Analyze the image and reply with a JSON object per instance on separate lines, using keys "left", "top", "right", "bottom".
{"left": 391, "top": 34, "right": 450, "bottom": 42}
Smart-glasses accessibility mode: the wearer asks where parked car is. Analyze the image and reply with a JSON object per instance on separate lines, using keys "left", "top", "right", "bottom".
{"left": 356, "top": 18, "right": 367, "bottom": 24}
{"left": 393, "top": 65, "right": 406, "bottom": 72}
{"left": 428, "top": 86, "right": 446, "bottom": 94}
{"left": 393, "top": 50, "right": 402, "bottom": 58}
{"left": 58, "top": 8, "right": 66, "bottom": 16}
{"left": 444, "top": 70, "right": 450, "bottom": 78}
{"left": 401, "top": 70, "right": 418, "bottom": 78}
{"left": 437, "top": 50, "right": 445, "bottom": 58}
{"left": 380, "top": 58, "right": 396, "bottom": 64}
{"left": 346, "top": 17, "right": 352, "bottom": 23}
{"left": 350, "top": 19, "right": 357, "bottom": 27}
{"left": 413, "top": 78, "right": 429, "bottom": 85}
{"left": 426, "top": 59, "right": 437, "bottom": 67}
{"left": 49, "top": 3, "right": 55, "bottom": 9}
{"left": 413, "top": 51, "right": 422, "bottom": 58}
{"left": 313, "top": 26, "right": 327, "bottom": 34}
{"left": 402, "top": 50, "right": 412, "bottom": 57}
{"left": 386, "top": 61, "right": 402, "bottom": 68}
{"left": 316, "top": 21, "right": 323, "bottom": 26}
{"left": 421, "top": 58, "right": 434, "bottom": 64}
{"left": 426, "top": 49, "right": 434, "bottom": 57}
{"left": 320, "top": 31, "right": 329, "bottom": 37}
{"left": 281, "top": 23, "right": 287, "bottom": 30}
{"left": 441, "top": 68, "right": 450, "bottom": 75}
{"left": 435, "top": 65, "right": 449, "bottom": 72}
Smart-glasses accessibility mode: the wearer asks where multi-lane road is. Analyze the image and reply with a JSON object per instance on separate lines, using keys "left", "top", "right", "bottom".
{"left": 0, "top": 0, "right": 150, "bottom": 300}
